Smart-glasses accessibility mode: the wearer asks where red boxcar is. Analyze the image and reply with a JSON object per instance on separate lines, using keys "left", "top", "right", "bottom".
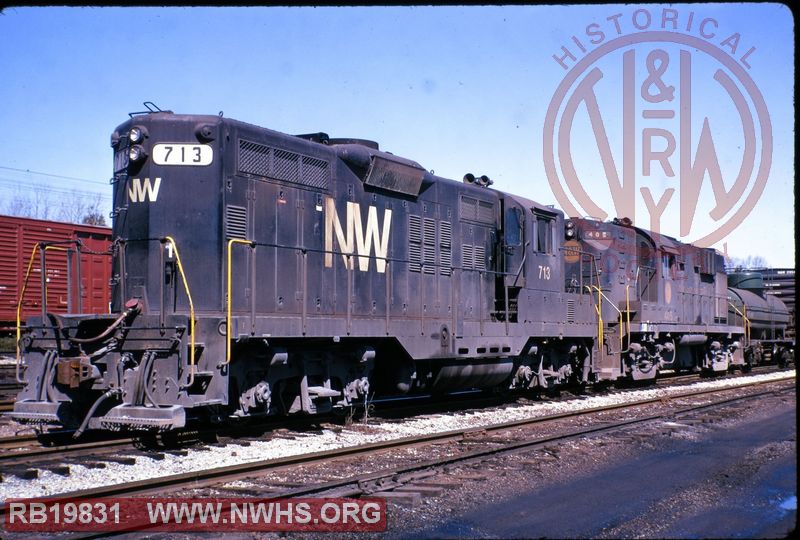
{"left": 0, "top": 214, "right": 112, "bottom": 331}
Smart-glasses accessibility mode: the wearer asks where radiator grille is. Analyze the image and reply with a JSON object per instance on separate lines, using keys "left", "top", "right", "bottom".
{"left": 238, "top": 139, "right": 329, "bottom": 190}
{"left": 238, "top": 140, "right": 270, "bottom": 175}
{"left": 273, "top": 148, "right": 299, "bottom": 182}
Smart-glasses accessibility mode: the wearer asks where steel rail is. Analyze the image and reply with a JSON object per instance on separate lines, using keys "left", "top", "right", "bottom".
{"left": 0, "top": 433, "right": 38, "bottom": 450}
{"left": 0, "top": 436, "right": 139, "bottom": 466}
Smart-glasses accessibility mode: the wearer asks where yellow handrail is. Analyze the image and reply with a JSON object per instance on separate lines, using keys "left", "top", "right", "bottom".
{"left": 624, "top": 284, "right": 632, "bottom": 337}
{"left": 226, "top": 238, "right": 254, "bottom": 364}
{"left": 598, "top": 286, "right": 603, "bottom": 347}
{"left": 585, "top": 285, "right": 627, "bottom": 350}
{"left": 744, "top": 305, "right": 749, "bottom": 346}
{"left": 584, "top": 285, "right": 604, "bottom": 348}
{"left": 728, "top": 301, "right": 751, "bottom": 347}
{"left": 164, "top": 236, "right": 196, "bottom": 388}
{"left": 15, "top": 243, "right": 41, "bottom": 381}
{"left": 15, "top": 243, "right": 76, "bottom": 382}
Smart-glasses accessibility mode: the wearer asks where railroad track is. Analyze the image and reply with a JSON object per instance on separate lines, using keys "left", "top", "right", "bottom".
{"left": 259, "top": 380, "right": 798, "bottom": 503}
{"left": 0, "top": 365, "right": 788, "bottom": 456}
{"left": 0, "top": 371, "right": 792, "bottom": 521}
{"left": 0, "top": 433, "right": 38, "bottom": 450}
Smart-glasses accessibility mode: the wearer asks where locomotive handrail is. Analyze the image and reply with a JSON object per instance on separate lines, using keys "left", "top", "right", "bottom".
{"left": 585, "top": 285, "right": 625, "bottom": 351}
{"left": 162, "top": 236, "right": 197, "bottom": 389}
{"left": 728, "top": 301, "right": 751, "bottom": 347}
{"left": 113, "top": 237, "right": 196, "bottom": 386}
{"left": 226, "top": 238, "right": 256, "bottom": 364}
{"left": 584, "top": 285, "right": 604, "bottom": 347}
{"left": 15, "top": 242, "right": 80, "bottom": 383}
{"left": 15, "top": 242, "right": 40, "bottom": 382}
{"left": 624, "top": 284, "right": 632, "bottom": 337}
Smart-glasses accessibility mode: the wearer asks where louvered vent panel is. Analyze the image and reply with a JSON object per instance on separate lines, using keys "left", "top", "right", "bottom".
{"left": 460, "top": 195, "right": 495, "bottom": 224}
{"left": 566, "top": 299, "right": 575, "bottom": 323}
{"left": 477, "top": 200, "right": 495, "bottom": 224}
{"left": 409, "top": 215, "right": 422, "bottom": 273}
{"left": 423, "top": 218, "right": 436, "bottom": 275}
{"left": 439, "top": 221, "right": 452, "bottom": 276}
{"left": 460, "top": 196, "right": 477, "bottom": 221}
{"left": 462, "top": 244, "right": 474, "bottom": 270}
{"left": 474, "top": 245, "right": 486, "bottom": 271}
{"left": 226, "top": 205, "right": 248, "bottom": 240}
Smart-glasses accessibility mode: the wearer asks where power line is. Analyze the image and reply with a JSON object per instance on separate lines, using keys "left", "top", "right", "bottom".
{"left": 0, "top": 165, "right": 108, "bottom": 186}
{"left": 0, "top": 178, "right": 112, "bottom": 202}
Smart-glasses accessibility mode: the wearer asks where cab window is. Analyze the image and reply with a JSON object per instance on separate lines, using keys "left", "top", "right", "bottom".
{"left": 534, "top": 215, "right": 553, "bottom": 254}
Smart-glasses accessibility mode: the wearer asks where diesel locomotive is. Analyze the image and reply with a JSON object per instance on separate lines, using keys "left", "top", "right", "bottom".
{"left": 9, "top": 108, "right": 787, "bottom": 433}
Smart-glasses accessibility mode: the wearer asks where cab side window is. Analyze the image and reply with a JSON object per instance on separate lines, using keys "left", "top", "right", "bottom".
{"left": 534, "top": 215, "right": 553, "bottom": 254}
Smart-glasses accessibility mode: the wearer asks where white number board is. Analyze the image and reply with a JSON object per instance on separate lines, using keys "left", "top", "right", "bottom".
{"left": 152, "top": 144, "right": 213, "bottom": 166}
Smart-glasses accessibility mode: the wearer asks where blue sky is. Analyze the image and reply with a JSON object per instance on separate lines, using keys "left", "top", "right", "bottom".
{"left": 0, "top": 4, "right": 794, "bottom": 267}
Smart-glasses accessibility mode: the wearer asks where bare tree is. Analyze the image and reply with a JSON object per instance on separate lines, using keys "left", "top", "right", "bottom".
{"left": 2, "top": 190, "right": 28, "bottom": 216}
{"left": 2, "top": 187, "right": 108, "bottom": 227}
{"left": 56, "top": 190, "right": 87, "bottom": 223}
{"left": 726, "top": 254, "right": 769, "bottom": 271}
{"left": 32, "top": 189, "right": 53, "bottom": 221}
{"left": 1, "top": 187, "right": 52, "bottom": 219}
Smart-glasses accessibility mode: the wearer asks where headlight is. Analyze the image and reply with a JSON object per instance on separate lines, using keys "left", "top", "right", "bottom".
{"left": 129, "top": 126, "right": 144, "bottom": 143}
{"left": 565, "top": 220, "right": 576, "bottom": 239}
{"left": 129, "top": 145, "right": 146, "bottom": 162}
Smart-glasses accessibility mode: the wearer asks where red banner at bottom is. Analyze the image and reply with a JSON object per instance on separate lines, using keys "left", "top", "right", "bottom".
{"left": 3, "top": 497, "right": 387, "bottom": 532}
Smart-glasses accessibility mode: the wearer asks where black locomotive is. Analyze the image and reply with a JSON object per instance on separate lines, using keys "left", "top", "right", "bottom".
{"left": 10, "top": 109, "right": 791, "bottom": 433}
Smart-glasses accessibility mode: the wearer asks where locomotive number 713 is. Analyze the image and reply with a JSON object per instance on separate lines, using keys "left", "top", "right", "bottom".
{"left": 153, "top": 143, "right": 213, "bottom": 166}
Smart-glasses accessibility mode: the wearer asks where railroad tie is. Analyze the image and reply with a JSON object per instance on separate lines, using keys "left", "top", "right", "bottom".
{"left": 43, "top": 465, "right": 70, "bottom": 476}
{"left": 370, "top": 491, "right": 422, "bottom": 507}
{"left": 104, "top": 456, "right": 137, "bottom": 465}
{"left": 3, "top": 467, "right": 39, "bottom": 480}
